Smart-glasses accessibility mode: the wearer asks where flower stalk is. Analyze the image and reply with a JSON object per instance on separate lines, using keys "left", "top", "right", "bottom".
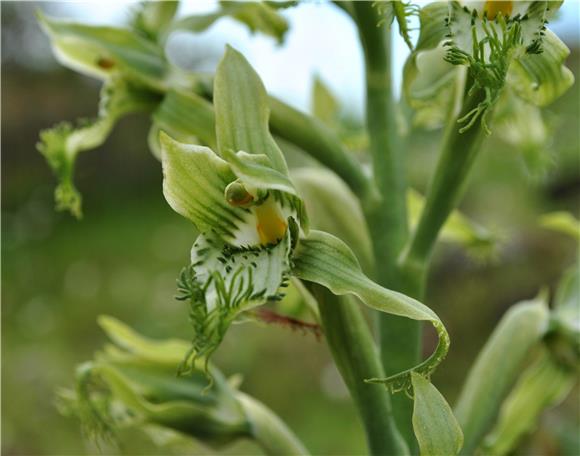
{"left": 352, "top": 1, "right": 418, "bottom": 448}
{"left": 312, "top": 286, "right": 409, "bottom": 456}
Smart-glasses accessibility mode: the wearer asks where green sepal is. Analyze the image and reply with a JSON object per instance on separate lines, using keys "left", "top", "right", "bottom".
{"left": 171, "top": 1, "right": 289, "bottom": 44}
{"left": 411, "top": 373, "right": 464, "bottom": 456}
{"left": 539, "top": 211, "right": 580, "bottom": 240}
{"left": 402, "top": 2, "right": 462, "bottom": 129}
{"left": 37, "top": 78, "right": 159, "bottom": 217}
{"left": 454, "top": 296, "right": 550, "bottom": 454}
{"left": 129, "top": 1, "right": 179, "bottom": 42}
{"left": 37, "top": 11, "right": 168, "bottom": 90}
{"left": 214, "top": 46, "right": 289, "bottom": 175}
{"left": 213, "top": 46, "right": 307, "bottom": 231}
{"left": 482, "top": 348, "right": 575, "bottom": 455}
{"left": 291, "top": 230, "right": 450, "bottom": 393}
{"left": 292, "top": 167, "right": 373, "bottom": 274}
{"left": 160, "top": 132, "right": 249, "bottom": 243}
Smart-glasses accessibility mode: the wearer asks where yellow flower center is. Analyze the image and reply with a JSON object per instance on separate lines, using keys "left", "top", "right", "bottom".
{"left": 254, "top": 197, "right": 288, "bottom": 244}
{"left": 483, "top": 0, "right": 513, "bottom": 19}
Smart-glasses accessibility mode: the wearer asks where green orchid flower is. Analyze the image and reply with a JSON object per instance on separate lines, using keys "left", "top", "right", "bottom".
{"left": 60, "top": 315, "right": 307, "bottom": 454}
{"left": 403, "top": 1, "right": 573, "bottom": 143}
{"left": 35, "top": 2, "right": 292, "bottom": 218}
{"left": 160, "top": 45, "right": 451, "bottom": 393}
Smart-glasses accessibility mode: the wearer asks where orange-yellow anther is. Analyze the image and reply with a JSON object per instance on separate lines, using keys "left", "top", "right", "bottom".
{"left": 254, "top": 198, "right": 287, "bottom": 244}
{"left": 484, "top": 0, "right": 513, "bottom": 19}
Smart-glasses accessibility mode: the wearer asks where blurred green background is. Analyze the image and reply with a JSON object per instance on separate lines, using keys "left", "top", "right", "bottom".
{"left": 2, "top": 2, "right": 579, "bottom": 455}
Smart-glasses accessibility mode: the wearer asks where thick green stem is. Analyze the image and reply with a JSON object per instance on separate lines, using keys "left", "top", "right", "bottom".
{"left": 313, "top": 286, "right": 409, "bottom": 456}
{"left": 237, "top": 392, "right": 310, "bottom": 455}
{"left": 400, "top": 84, "right": 487, "bottom": 272}
{"left": 352, "top": 3, "right": 418, "bottom": 447}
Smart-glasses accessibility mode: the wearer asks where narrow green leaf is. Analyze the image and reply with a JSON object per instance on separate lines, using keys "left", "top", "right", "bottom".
{"left": 454, "top": 297, "right": 550, "bottom": 454}
{"left": 411, "top": 373, "right": 464, "bottom": 456}
{"left": 482, "top": 349, "right": 575, "bottom": 455}
{"left": 37, "top": 11, "right": 168, "bottom": 89}
{"left": 292, "top": 230, "right": 450, "bottom": 393}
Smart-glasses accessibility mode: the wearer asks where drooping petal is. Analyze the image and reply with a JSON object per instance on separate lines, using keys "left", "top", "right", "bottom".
{"left": 291, "top": 230, "right": 450, "bottom": 393}
{"left": 37, "top": 78, "right": 159, "bottom": 217}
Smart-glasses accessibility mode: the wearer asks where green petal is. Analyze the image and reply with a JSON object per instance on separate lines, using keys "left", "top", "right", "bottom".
{"left": 411, "top": 373, "right": 464, "bottom": 456}
{"left": 37, "top": 11, "right": 168, "bottom": 90}
{"left": 454, "top": 296, "right": 550, "bottom": 454}
{"left": 172, "top": 1, "right": 289, "bottom": 44}
{"left": 37, "top": 78, "right": 158, "bottom": 217}
{"left": 508, "top": 28, "right": 575, "bottom": 107}
{"left": 291, "top": 230, "right": 450, "bottom": 393}
{"left": 177, "top": 231, "right": 292, "bottom": 368}
{"left": 160, "top": 132, "right": 251, "bottom": 243}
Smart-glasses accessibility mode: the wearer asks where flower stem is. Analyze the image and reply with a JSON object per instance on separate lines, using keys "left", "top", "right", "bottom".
{"left": 237, "top": 392, "right": 310, "bottom": 455}
{"left": 351, "top": 2, "right": 419, "bottom": 448}
{"left": 399, "top": 83, "right": 487, "bottom": 272}
{"left": 313, "top": 286, "right": 409, "bottom": 456}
